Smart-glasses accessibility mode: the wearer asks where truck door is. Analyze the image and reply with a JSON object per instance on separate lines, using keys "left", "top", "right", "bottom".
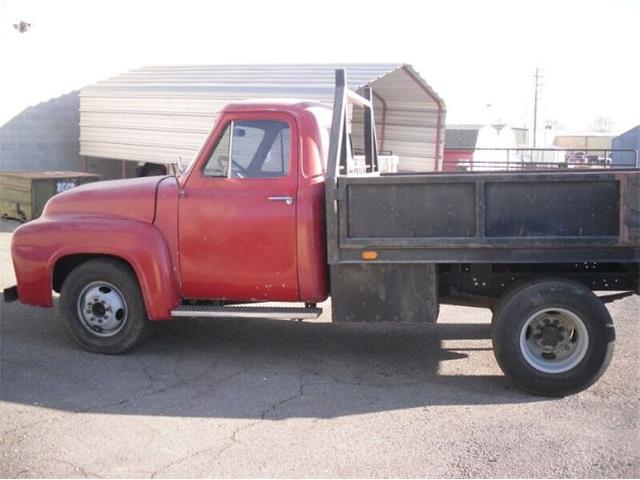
{"left": 178, "top": 112, "right": 299, "bottom": 301}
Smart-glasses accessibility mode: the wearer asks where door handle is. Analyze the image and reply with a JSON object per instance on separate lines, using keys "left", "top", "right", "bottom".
{"left": 268, "top": 196, "right": 294, "bottom": 205}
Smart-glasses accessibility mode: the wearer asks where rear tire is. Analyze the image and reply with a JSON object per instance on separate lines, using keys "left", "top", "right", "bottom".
{"left": 491, "top": 279, "right": 614, "bottom": 396}
{"left": 60, "top": 258, "right": 148, "bottom": 354}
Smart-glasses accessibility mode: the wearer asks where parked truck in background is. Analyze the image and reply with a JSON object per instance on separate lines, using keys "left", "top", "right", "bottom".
{"left": 7, "top": 70, "right": 640, "bottom": 397}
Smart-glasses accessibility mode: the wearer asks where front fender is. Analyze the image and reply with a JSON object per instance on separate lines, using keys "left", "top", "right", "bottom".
{"left": 11, "top": 215, "right": 180, "bottom": 320}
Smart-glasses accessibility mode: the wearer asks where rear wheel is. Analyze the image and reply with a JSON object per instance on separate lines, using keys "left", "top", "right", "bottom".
{"left": 60, "top": 259, "right": 148, "bottom": 354}
{"left": 491, "top": 279, "right": 614, "bottom": 396}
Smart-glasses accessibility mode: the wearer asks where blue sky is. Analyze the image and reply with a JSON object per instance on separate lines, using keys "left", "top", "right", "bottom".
{"left": 1, "top": 0, "right": 638, "bottom": 136}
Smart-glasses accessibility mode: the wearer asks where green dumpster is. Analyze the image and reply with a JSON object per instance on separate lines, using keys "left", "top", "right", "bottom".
{"left": 0, "top": 171, "right": 101, "bottom": 221}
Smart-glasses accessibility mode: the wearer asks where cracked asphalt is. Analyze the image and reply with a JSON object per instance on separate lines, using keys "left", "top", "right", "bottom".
{"left": 1, "top": 218, "right": 639, "bottom": 478}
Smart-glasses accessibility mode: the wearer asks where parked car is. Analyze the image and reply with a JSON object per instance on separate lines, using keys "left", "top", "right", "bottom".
{"left": 566, "top": 150, "right": 588, "bottom": 168}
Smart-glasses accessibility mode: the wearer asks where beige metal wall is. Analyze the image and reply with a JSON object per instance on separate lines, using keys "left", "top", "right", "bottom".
{"left": 79, "top": 64, "right": 446, "bottom": 171}
{"left": 351, "top": 67, "right": 445, "bottom": 171}
{"left": 553, "top": 135, "right": 614, "bottom": 150}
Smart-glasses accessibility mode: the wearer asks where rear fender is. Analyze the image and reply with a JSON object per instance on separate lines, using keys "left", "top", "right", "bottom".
{"left": 11, "top": 215, "right": 179, "bottom": 320}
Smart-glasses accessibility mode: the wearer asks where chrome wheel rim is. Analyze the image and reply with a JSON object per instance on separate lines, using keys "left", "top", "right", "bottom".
{"left": 519, "top": 308, "right": 589, "bottom": 374}
{"left": 76, "top": 281, "right": 128, "bottom": 337}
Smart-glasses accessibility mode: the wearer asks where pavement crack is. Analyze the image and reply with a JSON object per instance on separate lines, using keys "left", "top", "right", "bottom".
{"left": 3, "top": 367, "right": 249, "bottom": 436}
{"left": 52, "top": 459, "right": 104, "bottom": 479}
{"left": 149, "top": 419, "right": 257, "bottom": 478}
{"left": 90, "top": 367, "right": 249, "bottom": 412}
{"left": 149, "top": 374, "right": 305, "bottom": 478}
{"left": 261, "top": 373, "right": 305, "bottom": 420}
{"left": 136, "top": 356, "right": 159, "bottom": 388}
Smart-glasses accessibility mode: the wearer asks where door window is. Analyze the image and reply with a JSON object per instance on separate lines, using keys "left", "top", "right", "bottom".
{"left": 202, "top": 125, "right": 231, "bottom": 177}
{"left": 203, "top": 120, "right": 291, "bottom": 178}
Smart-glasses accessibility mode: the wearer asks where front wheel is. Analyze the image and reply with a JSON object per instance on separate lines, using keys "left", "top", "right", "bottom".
{"left": 60, "top": 258, "right": 149, "bottom": 354}
{"left": 491, "top": 279, "right": 614, "bottom": 396}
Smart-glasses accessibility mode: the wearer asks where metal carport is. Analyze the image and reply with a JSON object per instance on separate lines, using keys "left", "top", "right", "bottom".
{"left": 79, "top": 64, "right": 446, "bottom": 172}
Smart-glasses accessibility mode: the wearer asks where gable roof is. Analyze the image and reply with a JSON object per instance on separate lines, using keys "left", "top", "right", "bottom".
{"left": 81, "top": 63, "right": 444, "bottom": 105}
{"left": 445, "top": 128, "right": 479, "bottom": 150}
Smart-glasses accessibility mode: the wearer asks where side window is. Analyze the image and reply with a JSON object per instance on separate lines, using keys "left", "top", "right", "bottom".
{"left": 202, "top": 125, "right": 231, "bottom": 176}
{"left": 260, "top": 128, "right": 291, "bottom": 175}
{"left": 230, "top": 120, "right": 290, "bottom": 178}
{"left": 230, "top": 123, "right": 266, "bottom": 177}
{"left": 202, "top": 120, "right": 291, "bottom": 178}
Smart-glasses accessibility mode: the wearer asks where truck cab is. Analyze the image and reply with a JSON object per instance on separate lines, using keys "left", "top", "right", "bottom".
{"left": 175, "top": 100, "right": 331, "bottom": 303}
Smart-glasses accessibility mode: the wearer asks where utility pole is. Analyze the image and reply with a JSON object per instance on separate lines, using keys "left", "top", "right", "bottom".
{"left": 532, "top": 66, "right": 540, "bottom": 147}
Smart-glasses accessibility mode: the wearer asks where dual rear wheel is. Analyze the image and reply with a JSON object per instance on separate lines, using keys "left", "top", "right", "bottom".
{"left": 491, "top": 279, "right": 615, "bottom": 396}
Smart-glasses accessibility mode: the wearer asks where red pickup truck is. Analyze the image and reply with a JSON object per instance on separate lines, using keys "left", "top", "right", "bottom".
{"left": 7, "top": 70, "right": 640, "bottom": 396}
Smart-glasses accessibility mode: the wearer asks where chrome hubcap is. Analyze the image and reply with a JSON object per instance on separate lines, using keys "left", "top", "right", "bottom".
{"left": 76, "top": 281, "right": 127, "bottom": 337}
{"left": 519, "top": 308, "right": 589, "bottom": 374}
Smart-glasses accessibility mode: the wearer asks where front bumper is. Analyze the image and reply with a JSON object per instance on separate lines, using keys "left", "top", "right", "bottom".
{"left": 3, "top": 285, "right": 18, "bottom": 303}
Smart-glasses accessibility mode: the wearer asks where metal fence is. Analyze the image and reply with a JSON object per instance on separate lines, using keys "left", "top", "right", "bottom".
{"left": 442, "top": 148, "right": 639, "bottom": 172}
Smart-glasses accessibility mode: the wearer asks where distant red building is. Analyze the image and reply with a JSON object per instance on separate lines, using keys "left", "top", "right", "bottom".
{"left": 443, "top": 125, "right": 529, "bottom": 171}
{"left": 442, "top": 127, "right": 479, "bottom": 171}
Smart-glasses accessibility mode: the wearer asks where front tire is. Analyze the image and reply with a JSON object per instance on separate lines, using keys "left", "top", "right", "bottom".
{"left": 60, "top": 258, "right": 148, "bottom": 354}
{"left": 491, "top": 279, "right": 614, "bottom": 396}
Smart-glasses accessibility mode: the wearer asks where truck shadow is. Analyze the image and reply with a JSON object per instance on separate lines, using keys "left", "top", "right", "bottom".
{"left": 0, "top": 299, "right": 544, "bottom": 423}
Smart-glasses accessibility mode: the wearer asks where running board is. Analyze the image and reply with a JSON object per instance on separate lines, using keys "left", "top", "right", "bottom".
{"left": 171, "top": 305, "right": 322, "bottom": 320}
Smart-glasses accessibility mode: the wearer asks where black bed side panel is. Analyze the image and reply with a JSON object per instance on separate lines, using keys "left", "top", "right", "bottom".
{"left": 485, "top": 180, "right": 619, "bottom": 237}
{"left": 347, "top": 183, "right": 476, "bottom": 238}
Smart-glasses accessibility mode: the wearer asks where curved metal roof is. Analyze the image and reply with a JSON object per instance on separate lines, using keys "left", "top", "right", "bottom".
{"left": 80, "top": 64, "right": 446, "bottom": 171}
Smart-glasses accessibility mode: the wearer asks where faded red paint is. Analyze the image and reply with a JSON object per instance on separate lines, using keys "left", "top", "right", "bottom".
{"left": 11, "top": 215, "right": 180, "bottom": 320}
{"left": 11, "top": 101, "right": 329, "bottom": 319}
{"left": 178, "top": 110, "right": 300, "bottom": 301}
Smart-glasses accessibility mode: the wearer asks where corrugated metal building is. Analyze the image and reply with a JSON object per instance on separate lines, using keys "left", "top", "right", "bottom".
{"left": 552, "top": 133, "right": 614, "bottom": 151}
{"left": 611, "top": 125, "right": 640, "bottom": 167}
{"left": 79, "top": 64, "right": 446, "bottom": 172}
{"left": 0, "top": 91, "right": 130, "bottom": 179}
{"left": 442, "top": 126, "right": 480, "bottom": 171}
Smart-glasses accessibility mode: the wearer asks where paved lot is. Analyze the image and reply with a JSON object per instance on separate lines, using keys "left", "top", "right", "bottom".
{"left": 1, "top": 218, "right": 639, "bottom": 478}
